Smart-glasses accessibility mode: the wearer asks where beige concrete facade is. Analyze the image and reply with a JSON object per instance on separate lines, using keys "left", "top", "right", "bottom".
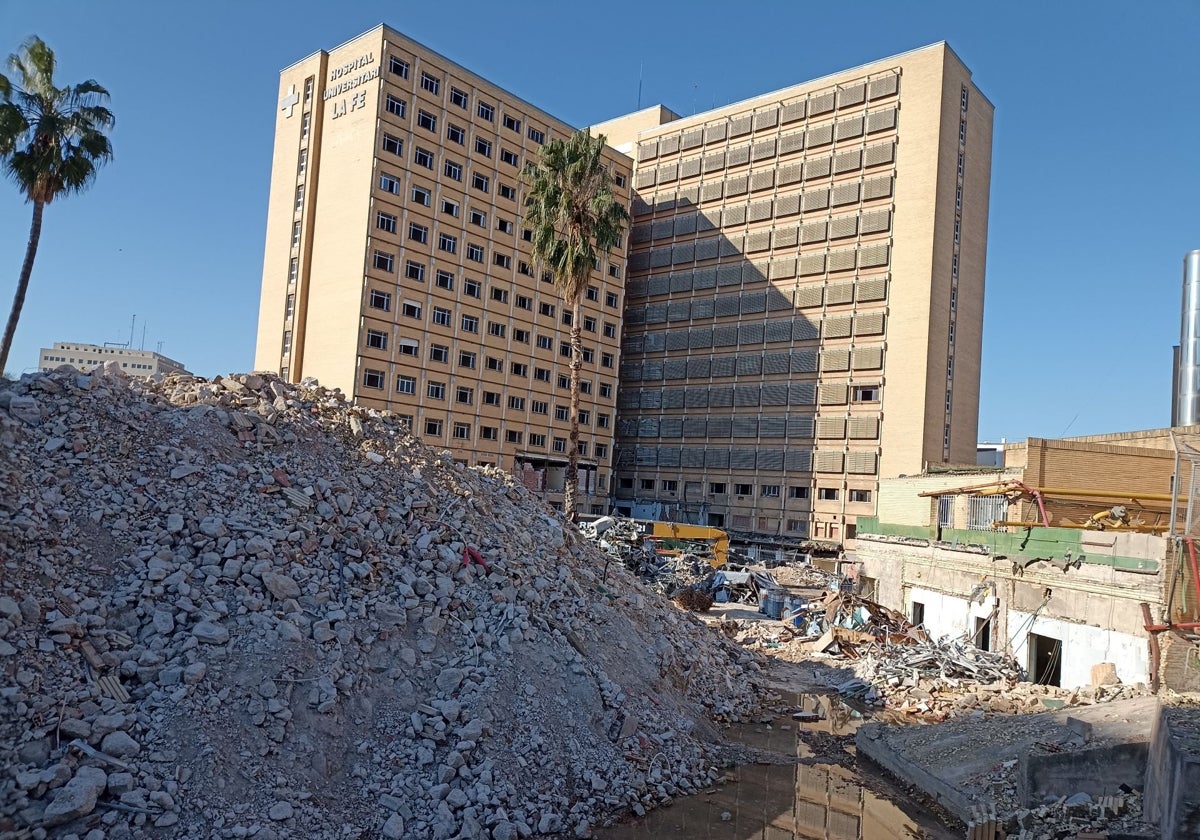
{"left": 602, "top": 43, "right": 993, "bottom": 547}
{"left": 39, "top": 342, "right": 189, "bottom": 377}
{"left": 254, "top": 25, "right": 632, "bottom": 514}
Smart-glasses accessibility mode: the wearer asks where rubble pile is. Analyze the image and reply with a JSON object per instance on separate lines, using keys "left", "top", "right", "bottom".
{"left": 580, "top": 520, "right": 714, "bottom": 596}
{"left": 1001, "top": 790, "right": 1151, "bottom": 839}
{"left": 0, "top": 366, "right": 770, "bottom": 839}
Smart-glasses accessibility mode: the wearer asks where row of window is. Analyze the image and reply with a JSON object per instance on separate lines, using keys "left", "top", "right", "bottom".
{"left": 404, "top": 414, "right": 604, "bottom": 455}
{"left": 619, "top": 478, "right": 871, "bottom": 503}
{"left": 367, "top": 283, "right": 620, "bottom": 313}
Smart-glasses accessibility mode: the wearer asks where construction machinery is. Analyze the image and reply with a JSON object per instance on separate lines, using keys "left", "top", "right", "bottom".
{"left": 581, "top": 517, "right": 730, "bottom": 567}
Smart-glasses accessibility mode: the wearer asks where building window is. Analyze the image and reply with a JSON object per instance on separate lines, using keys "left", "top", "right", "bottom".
{"left": 420, "top": 72, "right": 440, "bottom": 95}
{"left": 366, "top": 329, "right": 388, "bottom": 350}
{"left": 450, "top": 87, "right": 469, "bottom": 109}
{"left": 456, "top": 386, "right": 474, "bottom": 404}
{"left": 281, "top": 330, "right": 292, "bottom": 355}
{"left": 396, "top": 375, "right": 415, "bottom": 394}
{"left": 788, "top": 486, "right": 809, "bottom": 499}
{"left": 435, "top": 270, "right": 454, "bottom": 290}
{"left": 417, "top": 110, "right": 437, "bottom": 132}
{"left": 414, "top": 147, "right": 434, "bottom": 169}
{"left": 483, "top": 391, "right": 501, "bottom": 406}
{"left": 493, "top": 253, "right": 511, "bottom": 269}
{"left": 463, "top": 243, "right": 482, "bottom": 263}
{"left": 453, "top": 422, "right": 471, "bottom": 440}
{"left": 510, "top": 362, "right": 528, "bottom": 377}
{"left": 602, "top": 322, "right": 617, "bottom": 339}
{"left": 444, "top": 160, "right": 463, "bottom": 181}
{"left": 614, "top": 173, "right": 627, "bottom": 188}
{"left": 408, "top": 222, "right": 428, "bottom": 244}
{"left": 534, "top": 367, "right": 551, "bottom": 382}
{"left": 786, "top": 519, "right": 807, "bottom": 533}
{"left": 554, "top": 405, "right": 569, "bottom": 422}
{"left": 294, "top": 185, "right": 304, "bottom": 210}
{"left": 605, "top": 291, "right": 619, "bottom": 308}
{"left": 528, "top": 127, "right": 545, "bottom": 144}
{"left": 486, "top": 357, "right": 503, "bottom": 372}
{"left": 609, "top": 264, "right": 621, "bottom": 279}
{"left": 498, "top": 183, "right": 516, "bottom": 201}
{"left": 516, "top": 294, "right": 532, "bottom": 310}
{"left": 472, "top": 173, "right": 490, "bottom": 193}
{"left": 424, "top": 418, "right": 443, "bottom": 436}
{"left": 553, "top": 438, "right": 567, "bottom": 453}
{"left": 850, "top": 489, "right": 873, "bottom": 503}
{"left": 578, "top": 410, "right": 591, "bottom": 425}
{"left": 402, "top": 301, "right": 422, "bottom": 319}
{"left": 502, "top": 114, "right": 521, "bottom": 133}
{"left": 385, "top": 95, "right": 407, "bottom": 118}
{"left": 481, "top": 426, "right": 498, "bottom": 440}
{"left": 577, "top": 442, "right": 588, "bottom": 456}
{"left": 461, "top": 314, "right": 479, "bottom": 333}
{"left": 539, "top": 302, "right": 555, "bottom": 318}
{"left": 506, "top": 430, "right": 523, "bottom": 444}
{"left": 399, "top": 339, "right": 418, "bottom": 357}
{"left": 427, "top": 381, "right": 446, "bottom": 400}
{"left": 496, "top": 218, "right": 514, "bottom": 235}
{"left": 369, "top": 290, "right": 391, "bottom": 311}
{"left": 389, "top": 56, "right": 410, "bottom": 78}
{"left": 412, "top": 185, "right": 431, "bottom": 206}
{"left": 474, "top": 137, "right": 492, "bottom": 157}
{"left": 382, "top": 134, "right": 403, "bottom": 156}
{"left": 432, "top": 306, "right": 451, "bottom": 327}
{"left": 446, "top": 123, "right": 466, "bottom": 145}
{"left": 536, "top": 335, "right": 553, "bottom": 350}
{"left": 559, "top": 342, "right": 572, "bottom": 358}
{"left": 291, "top": 223, "right": 301, "bottom": 247}
{"left": 376, "top": 211, "right": 397, "bottom": 234}
{"left": 529, "top": 433, "right": 547, "bottom": 448}
{"left": 818, "top": 488, "right": 840, "bottom": 501}
{"left": 595, "top": 443, "right": 608, "bottom": 459}
{"left": 582, "top": 348, "right": 594, "bottom": 363}
{"left": 300, "top": 112, "right": 310, "bottom": 138}
{"left": 852, "top": 385, "right": 879, "bottom": 402}
{"left": 438, "top": 233, "right": 457, "bottom": 254}
{"left": 532, "top": 400, "right": 548, "bottom": 415}
{"left": 362, "top": 369, "right": 385, "bottom": 389}
{"left": 580, "top": 381, "right": 593, "bottom": 395}
{"left": 500, "top": 149, "right": 520, "bottom": 167}
{"left": 458, "top": 350, "right": 476, "bottom": 369}
{"left": 441, "top": 198, "right": 459, "bottom": 217}
{"left": 599, "top": 383, "right": 613, "bottom": 399}
{"left": 470, "top": 209, "right": 487, "bottom": 227}
{"left": 464, "top": 279, "right": 481, "bottom": 298}
{"left": 285, "top": 294, "right": 295, "bottom": 318}
{"left": 583, "top": 316, "right": 597, "bottom": 332}
{"left": 639, "top": 478, "right": 655, "bottom": 490}
{"left": 477, "top": 101, "right": 494, "bottom": 121}
{"left": 660, "top": 480, "right": 678, "bottom": 492}
{"left": 557, "top": 374, "right": 570, "bottom": 389}
{"left": 488, "top": 322, "right": 507, "bottom": 338}
{"left": 404, "top": 260, "right": 425, "bottom": 281}
{"left": 513, "top": 328, "right": 530, "bottom": 343}
{"left": 297, "top": 148, "right": 308, "bottom": 175}
{"left": 761, "top": 485, "right": 781, "bottom": 498}
{"left": 508, "top": 395, "right": 526, "bottom": 410}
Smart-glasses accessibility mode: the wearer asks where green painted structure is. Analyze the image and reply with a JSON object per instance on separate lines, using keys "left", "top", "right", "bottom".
{"left": 855, "top": 517, "right": 1161, "bottom": 573}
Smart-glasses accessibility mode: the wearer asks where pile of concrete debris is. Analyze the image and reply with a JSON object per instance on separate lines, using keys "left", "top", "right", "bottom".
{"left": 998, "top": 790, "right": 1150, "bottom": 839}
{"left": 0, "top": 366, "right": 770, "bottom": 839}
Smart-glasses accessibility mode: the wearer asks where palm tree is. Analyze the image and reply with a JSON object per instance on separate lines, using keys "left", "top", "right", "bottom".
{"left": 521, "top": 130, "right": 628, "bottom": 522}
{"left": 0, "top": 36, "right": 114, "bottom": 375}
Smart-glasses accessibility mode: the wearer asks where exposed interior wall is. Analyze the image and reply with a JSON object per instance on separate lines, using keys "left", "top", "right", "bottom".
{"left": 907, "top": 586, "right": 995, "bottom": 644}
{"left": 1009, "top": 611, "right": 1149, "bottom": 689}
{"left": 874, "top": 469, "right": 1016, "bottom": 527}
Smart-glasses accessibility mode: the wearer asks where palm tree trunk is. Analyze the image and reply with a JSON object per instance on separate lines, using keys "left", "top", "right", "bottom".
{"left": 0, "top": 201, "right": 44, "bottom": 378}
{"left": 564, "top": 297, "right": 584, "bottom": 522}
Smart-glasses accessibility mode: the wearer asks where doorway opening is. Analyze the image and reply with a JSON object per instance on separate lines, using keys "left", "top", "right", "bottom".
{"left": 973, "top": 616, "right": 992, "bottom": 652}
{"left": 1029, "top": 632, "right": 1062, "bottom": 686}
{"left": 911, "top": 600, "right": 925, "bottom": 628}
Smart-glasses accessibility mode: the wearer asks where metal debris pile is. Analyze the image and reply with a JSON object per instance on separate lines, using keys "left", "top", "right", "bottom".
{"left": 0, "top": 365, "right": 771, "bottom": 839}
{"left": 580, "top": 519, "right": 715, "bottom": 596}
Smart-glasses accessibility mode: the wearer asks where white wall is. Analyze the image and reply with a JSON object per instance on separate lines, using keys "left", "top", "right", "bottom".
{"left": 908, "top": 587, "right": 996, "bottom": 643}
{"left": 1009, "top": 611, "right": 1149, "bottom": 689}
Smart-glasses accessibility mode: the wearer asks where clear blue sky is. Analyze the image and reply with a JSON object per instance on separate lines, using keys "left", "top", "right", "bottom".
{"left": 1, "top": 0, "right": 1197, "bottom": 442}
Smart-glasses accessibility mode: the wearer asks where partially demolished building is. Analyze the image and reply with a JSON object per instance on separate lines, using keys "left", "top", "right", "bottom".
{"left": 854, "top": 427, "right": 1200, "bottom": 691}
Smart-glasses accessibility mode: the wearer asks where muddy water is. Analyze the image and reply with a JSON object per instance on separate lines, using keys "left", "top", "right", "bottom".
{"left": 600, "top": 694, "right": 955, "bottom": 840}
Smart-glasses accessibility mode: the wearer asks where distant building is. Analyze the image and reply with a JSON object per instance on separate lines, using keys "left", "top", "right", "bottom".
{"left": 39, "top": 342, "right": 190, "bottom": 378}
{"left": 976, "top": 439, "right": 1006, "bottom": 467}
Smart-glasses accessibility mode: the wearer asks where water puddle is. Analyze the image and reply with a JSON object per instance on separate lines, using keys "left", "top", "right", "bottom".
{"left": 599, "top": 693, "right": 953, "bottom": 840}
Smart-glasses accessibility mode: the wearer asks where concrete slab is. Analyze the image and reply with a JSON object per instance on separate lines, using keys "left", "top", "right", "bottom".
{"left": 855, "top": 697, "right": 1158, "bottom": 823}
{"left": 1145, "top": 705, "right": 1200, "bottom": 840}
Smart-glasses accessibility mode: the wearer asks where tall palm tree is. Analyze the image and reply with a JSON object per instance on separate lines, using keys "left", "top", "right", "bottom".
{"left": 522, "top": 130, "right": 628, "bottom": 522}
{"left": 0, "top": 36, "right": 114, "bottom": 375}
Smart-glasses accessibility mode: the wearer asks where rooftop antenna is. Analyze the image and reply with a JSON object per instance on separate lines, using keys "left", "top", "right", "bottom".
{"left": 127, "top": 314, "right": 136, "bottom": 349}
{"left": 140, "top": 320, "right": 147, "bottom": 351}
{"left": 156, "top": 341, "right": 163, "bottom": 355}
{"left": 692, "top": 82, "right": 699, "bottom": 115}
{"left": 637, "top": 62, "right": 643, "bottom": 110}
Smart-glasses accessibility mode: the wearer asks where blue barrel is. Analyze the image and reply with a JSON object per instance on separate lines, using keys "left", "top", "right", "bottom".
{"left": 763, "top": 590, "right": 784, "bottom": 620}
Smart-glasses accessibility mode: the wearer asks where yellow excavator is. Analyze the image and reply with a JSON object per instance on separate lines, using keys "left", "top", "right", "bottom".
{"left": 635, "top": 520, "right": 730, "bottom": 568}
